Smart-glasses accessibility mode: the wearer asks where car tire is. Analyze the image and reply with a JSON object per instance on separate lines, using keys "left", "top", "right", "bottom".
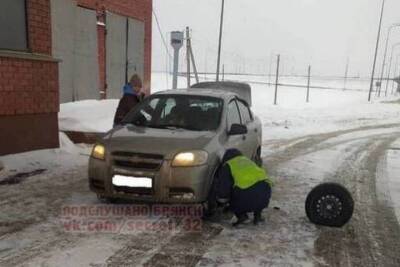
{"left": 202, "top": 170, "right": 220, "bottom": 219}
{"left": 254, "top": 147, "right": 263, "bottom": 167}
{"left": 305, "top": 183, "right": 354, "bottom": 227}
{"left": 97, "top": 194, "right": 119, "bottom": 204}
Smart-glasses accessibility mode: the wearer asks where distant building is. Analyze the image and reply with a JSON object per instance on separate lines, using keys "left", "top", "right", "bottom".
{"left": 0, "top": 0, "right": 152, "bottom": 156}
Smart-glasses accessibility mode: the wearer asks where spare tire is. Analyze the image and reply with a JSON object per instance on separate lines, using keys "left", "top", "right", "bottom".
{"left": 305, "top": 183, "right": 354, "bottom": 227}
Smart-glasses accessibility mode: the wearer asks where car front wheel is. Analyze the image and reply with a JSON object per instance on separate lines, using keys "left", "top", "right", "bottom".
{"left": 254, "top": 147, "right": 263, "bottom": 167}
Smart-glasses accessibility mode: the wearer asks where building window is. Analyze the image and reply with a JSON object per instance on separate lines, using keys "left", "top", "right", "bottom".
{"left": 0, "top": 0, "right": 28, "bottom": 51}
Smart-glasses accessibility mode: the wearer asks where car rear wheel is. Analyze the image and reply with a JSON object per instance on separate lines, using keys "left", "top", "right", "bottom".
{"left": 305, "top": 183, "right": 354, "bottom": 227}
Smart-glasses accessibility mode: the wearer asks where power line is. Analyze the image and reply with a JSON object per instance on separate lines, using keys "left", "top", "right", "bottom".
{"left": 152, "top": 9, "right": 173, "bottom": 60}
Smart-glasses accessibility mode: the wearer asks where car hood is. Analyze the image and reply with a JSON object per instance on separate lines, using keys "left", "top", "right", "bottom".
{"left": 105, "top": 125, "right": 217, "bottom": 159}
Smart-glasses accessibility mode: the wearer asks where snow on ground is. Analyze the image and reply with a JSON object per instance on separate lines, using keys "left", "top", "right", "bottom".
{"left": 59, "top": 73, "right": 400, "bottom": 144}
{"left": 385, "top": 139, "right": 400, "bottom": 223}
{"left": 0, "top": 133, "right": 90, "bottom": 179}
{"left": 2, "top": 73, "right": 400, "bottom": 266}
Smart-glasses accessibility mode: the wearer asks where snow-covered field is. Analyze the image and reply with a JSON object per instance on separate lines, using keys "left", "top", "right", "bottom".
{"left": 1, "top": 73, "right": 400, "bottom": 266}
{"left": 60, "top": 72, "right": 400, "bottom": 142}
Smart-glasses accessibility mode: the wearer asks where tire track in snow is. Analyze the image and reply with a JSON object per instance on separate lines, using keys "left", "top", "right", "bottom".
{"left": 314, "top": 136, "right": 400, "bottom": 266}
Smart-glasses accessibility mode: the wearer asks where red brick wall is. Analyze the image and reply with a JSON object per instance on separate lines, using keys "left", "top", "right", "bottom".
{"left": 0, "top": 57, "right": 59, "bottom": 115}
{"left": 77, "top": 0, "right": 152, "bottom": 95}
{"left": 0, "top": 0, "right": 59, "bottom": 155}
{"left": 26, "top": 0, "right": 52, "bottom": 55}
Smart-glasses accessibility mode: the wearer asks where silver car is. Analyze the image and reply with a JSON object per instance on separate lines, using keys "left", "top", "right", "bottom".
{"left": 88, "top": 82, "right": 262, "bottom": 206}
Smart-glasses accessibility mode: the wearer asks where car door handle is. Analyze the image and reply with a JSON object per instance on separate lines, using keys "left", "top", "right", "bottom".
{"left": 242, "top": 135, "right": 246, "bottom": 141}
{"left": 254, "top": 128, "right": 258, "bottom": 133}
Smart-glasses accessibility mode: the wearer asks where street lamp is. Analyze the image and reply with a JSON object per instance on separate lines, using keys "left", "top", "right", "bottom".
{"left": 378, "top": 23, "right": 400, "bottom": 97}
{"left": 368, "top": 0, "right": 386, "bottom": 102}
{"left": 384, "top": 42, "right": 400, "bottom": 96}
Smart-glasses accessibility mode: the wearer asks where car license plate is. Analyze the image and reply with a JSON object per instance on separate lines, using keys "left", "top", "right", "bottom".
{"left": 112, "top": 175, "right": 152, "bottom": 188}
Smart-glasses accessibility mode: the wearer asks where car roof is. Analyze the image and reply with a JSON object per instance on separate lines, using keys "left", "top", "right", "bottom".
{"left": 153, "top": 88, "right": 240, "bottom": 102}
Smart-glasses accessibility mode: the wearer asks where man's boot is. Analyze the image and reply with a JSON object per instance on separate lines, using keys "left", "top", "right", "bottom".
{"left": 232, "top": 213, "right": 249, "bottom": 227}
{"left": 253, "top": 211, "right": 265, "bottom": 225}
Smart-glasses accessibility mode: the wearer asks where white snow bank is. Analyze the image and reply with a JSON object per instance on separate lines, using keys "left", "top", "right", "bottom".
{"left": 59, "top": 100, "right": 119, "bottom": 133}
{"left": 0, "top": 133, "right": 91, "bottom": 177}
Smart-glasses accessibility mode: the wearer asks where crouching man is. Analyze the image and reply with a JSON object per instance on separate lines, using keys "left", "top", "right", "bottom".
{"left": 216, "top": 148, "right": 273, "bottom": 226}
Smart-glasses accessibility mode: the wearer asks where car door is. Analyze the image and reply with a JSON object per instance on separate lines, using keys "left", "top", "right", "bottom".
{"left": 237, "top": 99, "right": 258, "bottom": 158}
{"left": 225, "top": 99, "right": 250, "bottom": 157}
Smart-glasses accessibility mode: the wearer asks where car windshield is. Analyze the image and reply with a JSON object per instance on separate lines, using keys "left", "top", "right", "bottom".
{"left": 123, "top": 95, "right": 224, "bottom": 131}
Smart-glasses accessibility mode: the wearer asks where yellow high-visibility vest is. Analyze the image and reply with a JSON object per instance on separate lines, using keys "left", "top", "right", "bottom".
{"left": 227, "top": 156, "right": 273, "bottom": 189}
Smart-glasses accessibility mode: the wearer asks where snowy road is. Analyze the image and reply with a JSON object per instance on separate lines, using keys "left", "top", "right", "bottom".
{"left": 1, "top": 124, "right": 400, "bottom": 266}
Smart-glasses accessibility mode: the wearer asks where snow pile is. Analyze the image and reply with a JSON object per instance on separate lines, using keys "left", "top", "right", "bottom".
{"left": 0, "top": 133, "right": 91, "bottom": 177}
{"left": 59, "top": 100, "right": 119, "bottom": 133}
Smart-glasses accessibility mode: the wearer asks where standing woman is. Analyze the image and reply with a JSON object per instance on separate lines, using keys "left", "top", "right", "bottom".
{"left": 113, "top": 74, "right": 144, "bottom": 126}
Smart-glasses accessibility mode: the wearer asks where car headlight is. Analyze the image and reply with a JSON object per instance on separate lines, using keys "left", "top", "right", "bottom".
{"left": 172, "top": 150, "right": 208, "bottom": 167}
{"left": 91, "top": 144, "right": 106, "bottom": 160}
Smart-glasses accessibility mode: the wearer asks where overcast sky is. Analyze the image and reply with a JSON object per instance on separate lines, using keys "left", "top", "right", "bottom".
{"left": 152, "top": 0, "right": 400, "bottom": 77}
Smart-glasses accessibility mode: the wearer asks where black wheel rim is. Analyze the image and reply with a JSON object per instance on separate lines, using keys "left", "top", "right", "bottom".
{"left": 315, "top": 194, "right": 343, "bottom": 220}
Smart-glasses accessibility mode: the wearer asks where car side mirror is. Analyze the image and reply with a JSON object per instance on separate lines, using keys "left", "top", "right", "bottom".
{"left": 228, "top": 124, "right": 248, "bottom": 135}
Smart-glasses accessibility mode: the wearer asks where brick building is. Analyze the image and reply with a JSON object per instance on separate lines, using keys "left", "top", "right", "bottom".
{"left": 0, "top": 0, "right": 152, "bottom": 156}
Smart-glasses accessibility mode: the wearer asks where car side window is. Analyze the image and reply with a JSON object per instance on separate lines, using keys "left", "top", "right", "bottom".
{"left": 227, "top": 100, "right": 241, "bottom": 129}
{"left": 160, "top": 98, "right": 177, "bottom": 119}
{"left": 237, "top": 100, "right": 253, "bottom": 124}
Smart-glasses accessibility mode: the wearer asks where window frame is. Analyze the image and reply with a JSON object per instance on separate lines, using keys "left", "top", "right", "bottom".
{"left": 0, "top": 0, "right": 30, "bottom": 52}
{"left": 226, "top": 99, "right": 243, "bottom": 130}
{"left": 236, "top": 99, "right": 254, "bottom": 125}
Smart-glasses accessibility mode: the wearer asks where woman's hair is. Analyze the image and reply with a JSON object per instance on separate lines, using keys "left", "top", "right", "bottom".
{"left": 130, "top": 74, "right": 143, "bottom": 88}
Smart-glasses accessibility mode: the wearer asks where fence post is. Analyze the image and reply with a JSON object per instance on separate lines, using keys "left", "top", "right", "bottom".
{"left": 306, "top": 65, "right": 311, "bottom": 103}
{"left": 274, "top": 54, "right": 280, "bottom": 105}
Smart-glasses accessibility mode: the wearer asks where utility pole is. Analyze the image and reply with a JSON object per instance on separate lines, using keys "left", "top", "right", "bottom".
{"left": 186, "top": 27, "right": 191, "bottom": 88}
{"left": 306, "top": 65, "right": 311, "bottom": 103}
{"left": 216, "top": 0, "right": 225, "bottom": 81}
{"left": 222, "top": 64, "right": 225, "bottom": 81}
{"left": 378, "top": 24, "right": 400, "bottom": 93}
{"left": 344, "top": 58, "right": 349, "bottom": 90}
{"left": 274, "top": 55, "right": 280, "bottom": 105}
{"left": 185, "top": 26, "right": 199, "bottom": 84}
{"left": 384, "top": 43, "right": 400, "bottom": 96}
{"left": 204, "top": 49, "right": 208, "bottom": 80}
{"left": 268, "top": 53, "right": 273, "bottom": 85}
{"left": 189, "top": 44, "right": 200, "bottom": 83}
{"left": 391, "top": 55, "right": 399, "bottom": 94}
{"left": 368, "top": 0, "right": 386, "bottom": 102}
